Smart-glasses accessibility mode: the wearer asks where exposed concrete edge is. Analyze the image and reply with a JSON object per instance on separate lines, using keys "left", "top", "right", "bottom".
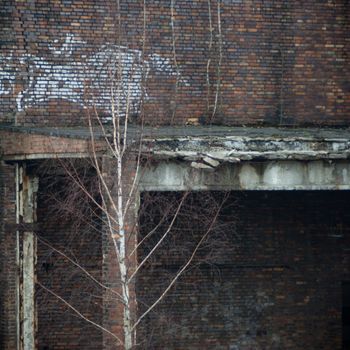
{"left": 145, "top": 135, "right": 350, "bottom": 166}
{"left": 150, "top": 150, "right": 350, "bottom": 161}
{"left": 1, "top": 124, "right": 350, "bottom": 142}
{"left": 148, "top": 135, "right": 350, "bottom": 142}
{"left": 0, "top": 125, "right": 95, "bottom": 140}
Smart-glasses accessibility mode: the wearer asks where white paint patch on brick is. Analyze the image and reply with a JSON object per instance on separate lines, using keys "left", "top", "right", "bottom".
{"left": 0, "top": 34, "right": 188, "bottom": 116}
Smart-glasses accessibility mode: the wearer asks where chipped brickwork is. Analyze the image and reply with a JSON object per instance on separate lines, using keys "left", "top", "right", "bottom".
{"left": 0, "top": 1, "right": 349, "bottom": 127}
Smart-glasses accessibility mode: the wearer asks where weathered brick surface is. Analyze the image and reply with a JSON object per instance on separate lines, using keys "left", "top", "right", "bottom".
{"left": 0, "top": 131, "right": 103, "bottom": 158}
{"left": 0, "top": 2, "right": 348, "bottom": 345}
{"left": 0, "top": 162, "right": 18, "bottom": 350}
{"left": 0, "top": 1, "right": 349, "bottom": 127}
{"left": 137, "top": 191, "right": 350, "bottom": 349}
{"left": 2, "top": 163, "right": 350, "bottom": 349}
{"left": 36, "top": 166, "right": 103, "bottom": 350}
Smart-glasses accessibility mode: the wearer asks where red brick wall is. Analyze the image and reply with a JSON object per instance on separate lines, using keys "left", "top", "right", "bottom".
{"left": 0, "top": 1, "right": 349, "bottom": 127}
{"left": 0, "top": 162, "right": 18, "bottom": 350}
{"left": 137, "top": 191, "right": 350, "bottom": 349}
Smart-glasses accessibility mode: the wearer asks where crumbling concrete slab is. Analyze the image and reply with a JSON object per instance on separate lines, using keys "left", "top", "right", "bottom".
{"left": 140, "top": 160, "right": 350, "bottom": 191}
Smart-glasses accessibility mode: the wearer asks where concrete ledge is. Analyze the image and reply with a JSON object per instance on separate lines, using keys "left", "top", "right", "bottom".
{"left": 147, "top": 135, "right": 350, "bottom": 162}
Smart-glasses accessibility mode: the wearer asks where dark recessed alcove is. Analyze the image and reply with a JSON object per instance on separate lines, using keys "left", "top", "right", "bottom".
{"left": 36, "top": 164, "right": 103, "bottom": 350}
{"left": 137, "top": 191, "right": 350, "bottom": 350}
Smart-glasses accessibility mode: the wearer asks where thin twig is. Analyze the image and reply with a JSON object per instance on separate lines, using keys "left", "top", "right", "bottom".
{"left": 212, "top": 0, "right": 222, "bottom": 121}
{"left": 131, "top": 193, "right": 228, "bottom": 331}
{"left": 127, "top": 192, "right": 188, "bottom": 283}
{"left": 206, "top": 0, "right": 213, "bottom": 115}
{"left": 36, "top": 234, "right": 124, "bottom": 302}
{"left": 37, "top": 281, "right": 123, "bottom": 345}
{"left": 170, "top": 0, "right": 179, "bottom": 124}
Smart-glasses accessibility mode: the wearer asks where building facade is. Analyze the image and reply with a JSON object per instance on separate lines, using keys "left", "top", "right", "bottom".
{"left": 1, "top": 1, "right": 350, "bottom": 349}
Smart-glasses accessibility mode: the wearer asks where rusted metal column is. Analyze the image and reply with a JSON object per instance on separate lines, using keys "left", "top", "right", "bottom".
{"left": 16, "top": 163, "right": 38, "bottom": 350}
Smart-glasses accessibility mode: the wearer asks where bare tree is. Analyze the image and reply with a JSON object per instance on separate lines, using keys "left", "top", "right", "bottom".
{"left": 30, "top": 2, "right": 232, "bottom": 349}
{"left": 35, "top": 143, "right": 234, "bottom": 350}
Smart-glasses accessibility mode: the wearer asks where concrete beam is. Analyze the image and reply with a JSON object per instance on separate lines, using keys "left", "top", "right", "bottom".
{"left": 140, "top": 160, "right": 350, "bottom": 191}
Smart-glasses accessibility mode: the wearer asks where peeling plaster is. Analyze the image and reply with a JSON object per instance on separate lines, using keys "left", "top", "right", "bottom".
{"left": 239, "top": 164, "right": 260, "bottom": 188}
{"left": 263, "top": 162, "right": 304, "bottom": 187}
